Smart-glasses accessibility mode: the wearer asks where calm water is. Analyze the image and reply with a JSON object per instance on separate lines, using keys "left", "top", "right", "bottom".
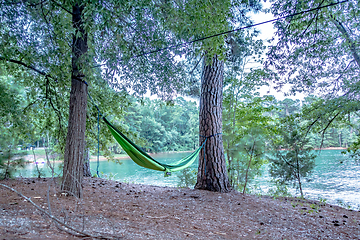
{"left": 16, "top": 150, "right": 359, "bottom": 209}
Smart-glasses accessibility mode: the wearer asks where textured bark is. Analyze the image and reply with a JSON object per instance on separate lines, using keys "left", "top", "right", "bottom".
{"left": 61, "top": 4, "right": 88, "bottom": 198}
{"left": 83, "top": 148, "right": 91, "bottom": 177}
{"left": 195, "top": 55, "right": 231, "bottom": 193}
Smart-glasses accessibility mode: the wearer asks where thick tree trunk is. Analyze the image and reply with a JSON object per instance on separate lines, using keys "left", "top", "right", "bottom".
{"left": 195, "top": 55, "right": 231, "bottom": 193}
{"left": 61, "top": 4, "right": 88, "bottom": 198}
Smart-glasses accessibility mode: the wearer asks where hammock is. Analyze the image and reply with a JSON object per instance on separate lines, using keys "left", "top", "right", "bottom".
{"left": 103, "top": 117, "right": 203, "bottom": 176}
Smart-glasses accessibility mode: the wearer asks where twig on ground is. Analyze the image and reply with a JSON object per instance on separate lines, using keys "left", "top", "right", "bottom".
{"left": 0, "top": 183, "right": 119, "bottom": 239}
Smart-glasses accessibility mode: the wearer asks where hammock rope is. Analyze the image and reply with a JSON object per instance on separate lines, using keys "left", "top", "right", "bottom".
{"left": 87, "top": 87, "right": 103, "bottom": 177}
{"left": 86, "top": 85, "right": 221, "bottom": 177}
{"left": 104, "top": 117, "right": 217, "bottom": 176}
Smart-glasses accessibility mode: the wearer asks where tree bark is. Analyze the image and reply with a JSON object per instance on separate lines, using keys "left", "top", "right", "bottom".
{"left": 61, "top": 3, "right": 88, "bottom": 198}
{"left": 83, "top": 147, "right": 91, "bottom": 177}
{"left": 195, "top": 55, "right": 231, "bottom": 193}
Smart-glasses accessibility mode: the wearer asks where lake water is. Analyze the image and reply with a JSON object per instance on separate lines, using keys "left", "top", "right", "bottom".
{"left": 16, "top": 150, "right": 359, "bottom": 210}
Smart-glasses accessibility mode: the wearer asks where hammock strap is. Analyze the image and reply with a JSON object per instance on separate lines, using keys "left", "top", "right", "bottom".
{"left": 96, "top": 107, "right": 100, "bottom": 176}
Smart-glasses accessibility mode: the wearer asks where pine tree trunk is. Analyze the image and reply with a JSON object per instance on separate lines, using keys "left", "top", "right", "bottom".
{"left": 61, "top": 3, "right": 88, "bottom": 198}
{"left": 195, "top": 55, "right": 231, "bottom": 193}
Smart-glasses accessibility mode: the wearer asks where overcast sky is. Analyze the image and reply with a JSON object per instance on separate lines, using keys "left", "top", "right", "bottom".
{"left": 250, "top": 1, "right": 306, "bottom": 101}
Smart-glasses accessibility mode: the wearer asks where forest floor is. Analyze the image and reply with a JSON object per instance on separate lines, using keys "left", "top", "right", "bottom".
{"left": 0, "top": 177, "right": 359, "bottom": 240}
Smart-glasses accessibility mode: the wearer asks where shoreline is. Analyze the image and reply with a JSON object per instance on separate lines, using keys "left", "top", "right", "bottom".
{"left": 23, "top": 147, "right": 346, "bottom": 164}
{"left": 1, "top": 177, "right": 359, "bottom": 239}
{"left": 23, "top": 150, "right": 194, "bottom": 163}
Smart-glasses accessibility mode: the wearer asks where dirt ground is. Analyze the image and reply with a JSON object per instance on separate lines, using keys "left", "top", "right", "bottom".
{"left": 0, "top": 177, "right": 359, "bottom": 240}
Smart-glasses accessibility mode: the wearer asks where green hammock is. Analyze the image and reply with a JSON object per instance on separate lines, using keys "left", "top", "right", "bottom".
{"left": 103, "top": 117, "right": 203, "bottom": 176}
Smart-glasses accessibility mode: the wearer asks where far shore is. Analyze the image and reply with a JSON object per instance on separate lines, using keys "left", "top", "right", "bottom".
{"left": 23, "top": 147, "right": 347, "bottom": 164}
{"left": 23, "top": 150, "right": 194, "bottom": 163}
{"left": 22, "top": 147, "right": 347, "bottom": 164}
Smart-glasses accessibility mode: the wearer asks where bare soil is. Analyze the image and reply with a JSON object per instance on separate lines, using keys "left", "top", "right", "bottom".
{"left": 0, "top": 177, "right": 359, "bottom": 239}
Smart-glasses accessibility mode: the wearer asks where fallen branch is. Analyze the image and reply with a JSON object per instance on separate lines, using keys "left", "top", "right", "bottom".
{"left": 0, "top": 183, "right": 118, "bottom": 239}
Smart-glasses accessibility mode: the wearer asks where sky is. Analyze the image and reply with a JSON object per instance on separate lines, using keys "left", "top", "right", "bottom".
{"left": 250, "top": 1, "right": 306, "bottom": 101}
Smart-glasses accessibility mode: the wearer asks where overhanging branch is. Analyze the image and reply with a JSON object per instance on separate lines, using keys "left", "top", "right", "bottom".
{"left": 0, "top": 56, "right": 57, "bottom": 81}
{"left": 319, "top": 111, "right": 341, "bottom": 149}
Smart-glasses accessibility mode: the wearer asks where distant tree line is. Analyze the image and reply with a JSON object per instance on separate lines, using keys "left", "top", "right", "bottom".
{"left": 11, "top": 95, "right": 358, "bottom": 154}
{"left": 110, "top": 97, "right": 199, "bottom": 153}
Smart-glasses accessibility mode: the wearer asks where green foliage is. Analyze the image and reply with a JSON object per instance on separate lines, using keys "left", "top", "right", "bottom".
{"left": 98, "top": 172, "right": 118, "bottom": 181}
{"left": 343, "top": 137, "right": 360, "bottom": 162}
{"left": 266, "top": 0, "right": 360, "bottom": 157}
{"left": 0, "top": 0, "right": 209, "bottom": 165}
{"left": 177, "top": 168, "right": 197, "bottom": 188}
{"left": 118, "top": 97, "right": 199, "bottom": 153}
{"left": 268, "top": 116, "right": 317, "bottom": 197}
{"left": 267, "top": 0, "right": 359, "bottom": 96}
{"left": 160, "top": 0, "right": 262, "bottom": 61}
{"left": 267, "top": 179, "right": 292, "bottom": 197}
{"left": 223, "top": 56, "right": 277, "bottom": 191}
{"left": 336, "top": 199, "right": 353, "bottom": 210}
{"left": 0, "top": 73, "right": 27, "bottom": 179}
{"left": 0, "top": 149, "right": 25, "bottom": 180}
{"left": 221, "top": 26, "right": 275, "bottom": 193}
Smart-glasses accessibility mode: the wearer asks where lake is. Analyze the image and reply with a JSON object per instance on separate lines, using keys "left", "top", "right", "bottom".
{"left": 16, "top": 150, "right": 359, "bottom": 210}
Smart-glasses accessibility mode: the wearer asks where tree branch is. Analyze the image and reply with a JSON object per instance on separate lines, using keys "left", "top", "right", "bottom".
{"left": 330, "top": 15, "right": 360, "bottom": 68}
{"left": 189, "top": 54, "right": 204, "bottom": 76}
{"left": 301, "top": 0, "right": 325, "bottom": 37}
{"left": 45, "top": 77, "right": 65, "bottom": 142}
{"left": 0, "top": 183, "right": 117, "bottom": 239}
{"left": 26, "top": 0, "right": 48, "bottom": 7}
{"left": 280, "top": 154, "right": 296, "bottom": 169}
{"left": 0, "top": 56, "right": 57, "bottom": 81}
{"left": 318, "top": 111, "right": 341, "bottom": 149}
{"left": 22, "top": 98, "right": 42, "bottom": 113}
{"left": 50, "top": 0, "right": 72, "bottom": 15}
{"left": 304, "top": 116, "right": 321, "bottom": 138}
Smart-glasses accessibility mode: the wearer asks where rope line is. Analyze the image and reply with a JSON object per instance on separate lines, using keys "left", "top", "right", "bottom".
{"left": 92, "top": 0, "right": 348, "bottom": 68}
{"left": 87, "top": 89, "right": 104, "bottom": 177}
{"left": 96, "top": 107, "right": 100, "bottom": 177}
{"left": 199, "top": 133, "right": 223, "bottom": 139}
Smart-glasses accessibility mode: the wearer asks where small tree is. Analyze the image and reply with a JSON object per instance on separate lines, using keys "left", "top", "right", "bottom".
{"left": 0, "top": 75, "right": 26, "bottom": 179}
{"left": 0, "top": 146, "right": 25, "bottom": 180}
{"left": 268, "top": 116, "right": 316, "bottom": 197}
{"left": 223, "top": 91, "right": 276, "bottom": 193}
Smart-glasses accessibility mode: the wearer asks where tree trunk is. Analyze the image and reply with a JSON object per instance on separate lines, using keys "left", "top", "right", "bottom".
{"left": 195, "top": 55, "right": 231, "bottom": 193}
{"left": 226, "top": 146, "right": 233, "bottom": 187}
{"left": 83, "top": 147, "right": 92, "bottom": 177}
{"left": 61, "top": 3, "right": 88, "bottom": 198}
{"left": 295, "top": 153, "right": 303, "bottom": 197}
{"left": 243, "top": 141, "right": 255, "bottom": 194}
